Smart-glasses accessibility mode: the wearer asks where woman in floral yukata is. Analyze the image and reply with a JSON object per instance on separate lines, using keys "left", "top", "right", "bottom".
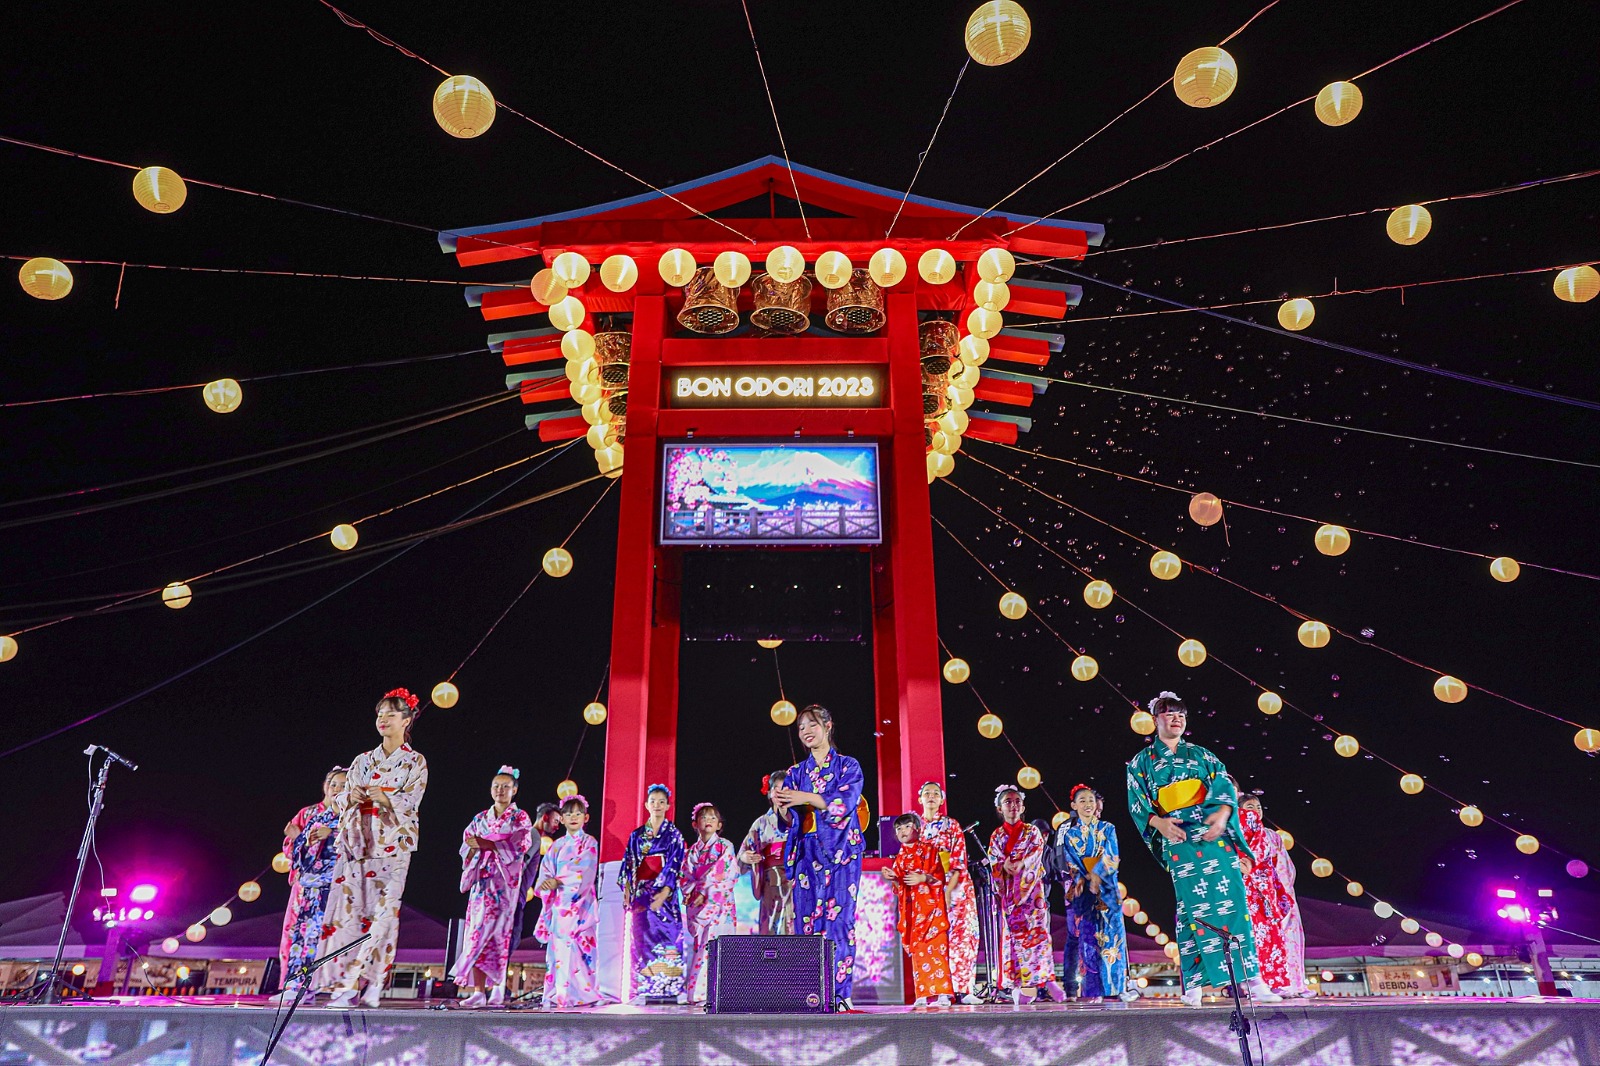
{"left": 316, "top": 688, "right": 429, "bottom": 1009}
{"left": 771, "top": 703, "right": 866, "bottom": 1010}
{"left": 618, "top": 784, "right": 687, "bottom": 1003}
{"left": 451, "top": 765, "right": 534, "bottom": 1008}
{"left": 679, "top": 802, "right": 740, "bottom": 1004}
{"left": 275, "top": 766, "right": 345, "bottom": 1001}
{"left": 1058, "top": 785, "right": 1137, "bottom": 1002}
{"left": 534, "top": 794, "right": 600, "bottom": 1009}
{"left": 987, "top": 784, "right": 1062, "bottom": 1003}
{"left": 916, "top": 781, "right": 983, "bottom": 1004}
{"left": 1239, "top": 794, "right": 1312, "bottom": 997}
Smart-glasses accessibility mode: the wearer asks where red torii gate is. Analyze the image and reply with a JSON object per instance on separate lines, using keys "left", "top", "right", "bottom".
{"left": 441, "top": 158, "right": 1100, "bottom": 863}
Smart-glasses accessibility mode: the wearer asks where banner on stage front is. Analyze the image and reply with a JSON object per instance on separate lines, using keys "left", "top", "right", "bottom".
{"left": 1365, "top": 961, "right": 1460, "bottom": 995}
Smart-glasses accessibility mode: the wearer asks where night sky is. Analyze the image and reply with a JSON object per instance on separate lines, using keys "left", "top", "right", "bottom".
{"left": 3, "top": 0, "right": 1597, "bottom": 947}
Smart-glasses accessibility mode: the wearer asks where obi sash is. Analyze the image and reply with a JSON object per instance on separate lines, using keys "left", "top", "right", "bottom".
{"left": 1156, "top": 778, "right": 1207, "bottom": 816}
{"left": 938, "top": 849, "right": 952, "bottom": 873}
{"left": 358, "top": 785, "right": 397, "bottom": 816}
{"left": 634, "top": 853, "right": 664, "bottom": 883}
{"left": 760, "top": 841, "right": 785, "bottom": 868}
{"left": 799, "top": 796, "right": 871, "bottom": 835}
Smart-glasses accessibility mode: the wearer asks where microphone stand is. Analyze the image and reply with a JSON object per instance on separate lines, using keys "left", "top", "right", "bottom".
{"left": 262, "top": 933, "right": 371, "bottom": 1064}
{"left": 962, "top": 823, "right": 1004, "bottom": 1001}
{"left": 1192, "top": 916, "right": 1254, "bottom": 1066}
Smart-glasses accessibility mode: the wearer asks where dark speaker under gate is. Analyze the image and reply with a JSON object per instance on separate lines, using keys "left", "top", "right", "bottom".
{"left": 705, "top": 934, "right": 835, "bottom": 1014}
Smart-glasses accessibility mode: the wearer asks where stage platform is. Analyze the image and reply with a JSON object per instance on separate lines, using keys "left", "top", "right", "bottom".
{"left": 3, "top": 996, "right": 1599, "bottom": 1065}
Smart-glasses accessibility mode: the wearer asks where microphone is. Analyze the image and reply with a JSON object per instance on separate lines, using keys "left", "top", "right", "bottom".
{"left": 84, "top": 745, "right": 138, "bottom": 771}
{"left": 962, "top": 821, "right": 979, "bottom": 833}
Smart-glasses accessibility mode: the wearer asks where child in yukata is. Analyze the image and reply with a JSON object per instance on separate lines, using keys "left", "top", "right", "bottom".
{"left": 679, "top": 802, "right": 740, "bottom": 1004}
{"left": 882, "top": 814, "right": 953, "bottom": 1007}
{"left": 534, "top": 794, "right": 601, "bottom": 1009}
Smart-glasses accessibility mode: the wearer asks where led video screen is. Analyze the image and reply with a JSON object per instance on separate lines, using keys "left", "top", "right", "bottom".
{"left": 660, "top": 442, "right": 882, "bottom": 547}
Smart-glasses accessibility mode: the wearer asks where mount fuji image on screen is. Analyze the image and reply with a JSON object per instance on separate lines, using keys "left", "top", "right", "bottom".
{"left": 660, "top": 442, "right": 882, "bottom": 546}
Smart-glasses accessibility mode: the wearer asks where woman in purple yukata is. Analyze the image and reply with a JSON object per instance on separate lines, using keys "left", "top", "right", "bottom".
{"left": 618, "top": 784, "right": 687, "bottom": 1003}
{"left": 535, "top": 794, "right": 600, "bottom": 1009}
{"left": 680, "top": 802, "right": 740, "bottom": 1004}
{"left": 771, "top": 703, "right": 866, "bottom": 1010}
{"left": 451, "top": 766, "right": 534, "bottom": 1008}
{"left": 275, "top": 766, "right": 346, "bottom": 1000}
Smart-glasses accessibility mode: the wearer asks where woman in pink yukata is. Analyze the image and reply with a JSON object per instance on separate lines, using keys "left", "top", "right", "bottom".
{"left": 451, "top": 766, "right": 535, "bottom": 1008}
{"left": 534, "top": 794, "right": 601, "bottom": 1009}
{"left": 680, "top": 802, "right": 740, "bottom": 1004}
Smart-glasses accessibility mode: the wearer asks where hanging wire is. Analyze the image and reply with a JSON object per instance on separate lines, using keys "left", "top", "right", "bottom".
{"left": 0, "top": 254, "right": 504, "bottom": 288}
{"left": 886, "top": 59, "right": 970, "bottom": 238}
{"left": 739, "top": 0, "right": 808, "bottom": 238}
{"left": 935, "top": 635, "right": 1065, "bottom": 813}
{"left": 565, "top": 661, "right": 612, "bottom": 784}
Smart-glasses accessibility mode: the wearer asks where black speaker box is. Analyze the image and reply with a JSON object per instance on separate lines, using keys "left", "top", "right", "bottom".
{"left": 705, "top": 934, "right": 835, "bottom": 1014}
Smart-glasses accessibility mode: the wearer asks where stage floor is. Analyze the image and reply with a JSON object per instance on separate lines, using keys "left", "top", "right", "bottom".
{"left": 3, "top": 995, "right": 1599, "bottom": 1065}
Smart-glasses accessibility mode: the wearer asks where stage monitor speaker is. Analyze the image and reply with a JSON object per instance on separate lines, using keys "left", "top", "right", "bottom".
{"left": 705, "top": 934, "right": 835, "bottom": 1014}
{"left": 680, "top": 550, "right": 869, "bottom": 642}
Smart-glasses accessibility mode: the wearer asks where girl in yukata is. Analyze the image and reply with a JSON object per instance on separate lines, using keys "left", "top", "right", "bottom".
{"left": 451, "top": 766, "right": 534, "bottom": 1008}
{"left": 882, "top": 814, "right": 952, "bottom": 1007}
{"left": 1058, "top": 785, "right": 1136, "bottom": 1002}
{"left": 737, "top": 772, "right": 795, "bottom": 935}
{"left": 680, "top": 802, "right": 740, "bottom": 1004}
{"left": 1239, "top": 795, "right": 1312, "bottom": 996}
{"left": 618, "top": 784, "right": 687, "bottom": 1003}
{"left": 316, "top": 688, "right": 429, "bottom": 1008}
{"left": 987, "top": 784, "right": 1062, "bottom": 1003}
{"left": 535, "top": 794, "right": 600, "bottom": 1009}
{"left": 771, "top": 704, "right": 867, "bottom": 1010}
{"left": 275, "top": 766, "right": 345, "bottom": 1001}
{"left": 916, "top": 781, "right": 982, "bottom": 1003}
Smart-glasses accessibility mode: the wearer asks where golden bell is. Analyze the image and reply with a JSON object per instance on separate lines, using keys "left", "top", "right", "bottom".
{"left": 919, "top": 320, "right": 959, "bottom": 373}
{"left": 823, "top": 270, "right": 886, "bottom": 333}
{"left": 595, "top": 330, "right": 632, "bottom": 386}
{"left": 749, "top": 272, "right": 813, "bottom": 334}
{"left": 677, "top": 267, "right": 740, "bottom": 334}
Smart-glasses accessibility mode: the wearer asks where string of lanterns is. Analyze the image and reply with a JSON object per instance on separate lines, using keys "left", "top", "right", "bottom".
{"left": 160, "top": 867, "right": 271, "bottom": 950}
{"left": 936, "top": 639, "right": 1048, "bottom": 797}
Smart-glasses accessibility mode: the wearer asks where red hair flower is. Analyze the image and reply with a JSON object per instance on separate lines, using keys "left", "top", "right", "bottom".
{"left": 383, "top": 687, "right": 420, "bottom": 711}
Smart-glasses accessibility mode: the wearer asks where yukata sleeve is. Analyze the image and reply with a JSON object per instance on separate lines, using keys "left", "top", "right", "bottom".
{"left": 921, "top": 845, "right": 946, "bottom": 886}
{"left": 1200, "top": 751, "right": 1254, "bottom": 860}
{"left": 618, "top": 833, "right": 637, "bottom": 890}
{"left": 1126, "top": 755, "right": 1163, "bottom": 858}
{"left": 1058, "top": 828, "right": 1089, "bottom": 880}
{"left": 574, "top": 838, "right": 598, "bottom": 903}
{"left": 819, "top": 757, "right": 865, "bottom": 829}
{"left": 390, "top": 755, "right": 428, "bottom": 820}
{"left": 657, "top": 827, "right": 685, "bottom": 893}
{"left": 714, "top": 839, "right": 740, "bottom": 888}
{"left": 289, "top": 819, "right": 322, "bottom": 873}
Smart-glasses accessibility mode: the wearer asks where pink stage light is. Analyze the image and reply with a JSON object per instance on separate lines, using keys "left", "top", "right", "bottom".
{"left": 128, "top": 884, "right": 159, "bottom": 903}
{"left": 1495, "top": 888, "right": 1517, "bottom": 899}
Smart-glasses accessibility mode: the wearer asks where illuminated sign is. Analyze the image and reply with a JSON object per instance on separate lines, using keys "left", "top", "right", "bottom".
{"left": 666, "top": 365, "right": 883, "bottom": 408}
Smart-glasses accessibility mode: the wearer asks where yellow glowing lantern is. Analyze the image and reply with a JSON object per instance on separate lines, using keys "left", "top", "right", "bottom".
{"left": 1133, "top": 910, "right": 1148, "bottom": 926}
{"left": 1466, "top": 952, "right": 1484, "bottom": 967}
{"left": 1516, "top": 834, "right": 1539, "bottom": 855}
{"left": 965, "top": 1, "right": 1031, "bottom": 66}
{"left": 977, "top": 713, "right": 1004, "bottom": 738}
{"left": 714, "top": 250, "right": 752, "bottom": 288}
{"left": 561, "top": 329, "right": 595, "bottom": 363}
{"left": 942, "top": 657, "right": 971, "bottom": 684}
{"left": 162, "top": 581, "right": 193, "bottom": 609}
{"left": 1083, "top": 579, "right": 1114, "bottom": 609}
{"left": 1177, "top": 638, "right": 1207, "bottom": 667}
{"left": 771, "top": 700, "right": 797, "bottom": 726}
{"left": 951, "top": 361, "right": 982, "bottom": 389}
{"left": 433, "top": 75, "right": 496, "bottom": 138}
{"left": 1070, "top": 654, "right": 1098, "bottom": 682}
{"left": 1051, "top": 810, "right": 1071, "bottom": 830}
{"left": 272, "top": 851, "right": 291, "bottom": 875}
{"left": 757, "top": 638, "right": 783, "bottom": 649}
{"left": 1490, "top": 556, "right": 1520, "bottom": 583}
{"left": 1333, "top": 734, "right": 1359, "bottom": 758}
{"left": 1122, "top": 897, "right": 1138, "bottom": 916}
{"left": 973, "top": 280, "right": 1010, "bottom": 311}
{"left": 1311, "top": 858, "right": 1333, "bottom": 878}
{"left": 1117, "top": 883, "right": 1128, "bottom": 901}
{"left": 1400, "top": 773, "right": 1424, "bottom": 795}
{"left": 1146, "top": 924, "right": 1162, "bottom": 938}
{"left": 1401, "top": 917, "right": 1420, "bottom": 934}
{"left": 202, "top": 378, "right": 242, "bottom": 413}
{"left": 958, "top": 334, "right": 989, "bottom": 365}
{"left": 1149, "top": 550, "right": 1181, "bottom": 580}
{"left": 210, "top": 906, "right": 232, "bottom": 926}
{"left": 556, "top": 779, "right": 579, "bottom": 800}
{"left": 918, "top": 248, "right": 957, "bottom": 285}
{"left": 1425, "top": 931, "right": 1444, "bottom": 948}
{"left": 1298, "top": 620, "right": 1331, "bottom": 649}
{"left": 238, "top": 881, "right": 261, "bottom": 903}
{"left": 582, "top": 701, "right": 607, "bottom": 726}
{"left": 765, "top": 245, "right": 805, "bottom": 284}
{"left": 0, "top": 637, "right": 18, "bottom": 663}
{"left": 1314, "top": 81, "right": 1363, "bottom": 126}
{"left": 1315, "top": 524, "right": 1351, "bottom": 556}
{"left": 585, "top": 422, "right": 617, "bottom": 450}
{"left": 329, "top": 524, "right": 359, "bottom": 551}
{"left": 927, "top": 451, "right": 955, "bottom": 480}
{"left": 938, "top": 408, "right": 970, "bottom": 435}
{"left": 1188, "top": 492, "right": 1223, "bottom": 526}
{"left": 1374, "top": 900, "right": 1393, "bottom": 918}
{"left": 1576, "top": 728, "right": 1600, "bottom": 753}
{"left": 186, "top": 924, "right": 207, "bottom": 943}
{"left": 1130, "top": 711, "right": 1156, "bottom": 735}
{"left": 966, "top": 307, "right": 1003, "bottom": 339}
{"left": 599, "top": 254, "right": 638, "bottom": 292}
{"left": 1278, "top": 829, "right": 1295, "bottom": 850}
{"left": 998, "top": 591, "right": 1028, "bottom": 619}
{"left": 946, "top": 384, "right": 975, "bottom": 409}
{"left": 530, "top": 268, "right": 568, "bottom": 307}
{"left": 656, "top": 248, "right": 696, "bottom": 288}
{"left": 19, "top": 257, "right": 73, "bottom": 300}
{"left": 1257, "top": 691, "right": 1282, "bottom": 715}
{"left": 1164, "top": 942, "right": 1180, "bottom": 960}
{"left": 868, "top": 247, "right": 908, "bottom": 287}
{"left": 1346, "top": 881, "right": 1364, "bottom": 897}
{"left": 1387, "top": 205, "right": 1433, "bottom": 245}
{"left": 1447, "top": 942, "right": 1465, "bottom": 959}
{"left": 1173, "top": 46, "right": 1237, "bottom": 108}
{"left": 132, "top": 166, "right": 188, "bottom": 213}
{"left": 551, "top": 252, "right": 591, "bottom": 290}
{"left": 1017, "top": 766, "right": 1041, "bottom": 790}
{"left": 581, "top": 399, "right": 609, "bottom": 425}
{"left": 932, "top": 430, "right": 962, "bottom": 456}
{"left": 565, "top": 357, "right": 596, "bottom": 384}
{"left": 977, "top": 247, "right": 1017, "bottom": 283}
{"left": 1278, "top": 298, "right": 1315, "bottom": 331}
{"left": 1433, "top": 675, "right": 1467, "bottom": 704}
{"left": 1459, "top": 805, "right": 1484, "bottom": 827}
{"left": 162, "top": 937, "right": 180, "bottom": 953}
{"left": 595, "top": 444, "right": 624, "bottom": 474}
{"left": 432, "top": 681, "right": 459, "bottom": 709}
{"left": 1553, "top": 265, "right": 1600, "bottom": 303}
{"left": 814, "top": 251, "right": 853, "bottom": 289}
{"left": 548, "top": 295, "right": 586, "bottom": 332}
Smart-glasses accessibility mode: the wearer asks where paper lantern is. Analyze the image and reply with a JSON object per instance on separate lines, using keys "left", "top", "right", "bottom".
{"left": 18, "top": 257, "right": 73, "bottom": 300}
{"left": 530, "top": 268, "right": 568, "bottom": 306}
{"left": 931, "top": 430, "right": 962, "bottom": 456}
{"left": 1188, "top": 492, "right": 1223, "bottom": 526}
{"left": 1164, "top": 942, "right": 1180, "bottom": 960}
{"left": 1082, "top": 579, "right": 1115, "bottom": 609}
{"left": 1298, "top": 620, "right": 1331, "bottom": 649}
{"left": 1277, "top": 298, "right": 1315, "bottom": 331}
{"left": 1149, "top": 550, "right": 1181, "bottom": 580}
{"left": 185, "top": 923, "right": 207, "bottom": 943}
{"left": 757, "top": 638, "right": 783, "bottom": 649}
{"left": 1425, "top": 931, "right": 1444, "bottom": 948}
{"left": 556, "top": 779, "right": 579, "bottom": 800}
{"left": 551, "top": 252, "right": 591, "bottom": 290}
{"left": 1346, "top": 881, "right": 1364, "bottom": 897}
{"left": 977, "top": 713, "right": 1003, "bottom": 738}
{"left": 162, "top": 581, "right": 193, "bottom": 609}
{"left": 1311, "top": 858, "right": 1333, "bottom": 878}
{"left": 1173, "top": 46, "right": 1237, "bottom": 108}
{"left": 0, "top": 636, "right": 16, "bottom": 663}
{"left": 1051, "top": 810, "right": 1071, "bottom": 830}
{"left": 927, "top": 451, "right": 955, "bottom": 479}
{"left": 868, "top": 247, "right": 908, "bottom": 287}
{"left": 594, "top": 444, "right": 624, "bottom": 474}
{"left": 202, "top": 378, "right": 242, "bottom": 413}
{"left": 1277, "top": 829, "right": 1295, "bottom": 850}
{"left": 161, "top": 937, "right": 180, "bottom": 953}
{"left": 1130, "top": 711, "right": 1156, "bottom": 735}
{"left": 433, "top": 75, "right": 496, "bottom": 138}
{"left": 1515, "top": 834, "right": 1539, "bottom": 855}
{"left": 548, "top": 295, "right": 586, "bottom": 332}
{"left": 998, "top": 592, "right": 1028, "bottom": 619}
{"left": 1490, "top": 556, "right": 1520, "bottom": 583}
{"left": 1433, "top": 675, "right": 1467, "bottom": 703}
{"left": 272, "top": 851, "right": 291, "bottom": 875}
{"left": 1314, "top": 524, "right": 1351, "bottom": 556}
{"left": 329, "top": 524, "right": 359, "bottom": 551}
{"left": 1133, "top": 910, "right": 1148, "bottom": 925}
{"left": 210, "top": 906, "right": 232, "bottom": 926}
{"left": 654, "top": 248, "right": 695, "bottom": 288}
{"left": 918, "top": 249, "right": 957, "bottom": 285}
{"left": 1553, "top": 265, "right": 1599, "bottom": 303}
{"left": 1257, "top": 691, "right": 1282, "bottom": 715}
{"left": 1122, "top": 897, "right": 1138, "bottom": 916}
{"left": 132, "top": 166, "right": 188, "bottom": 213}
{"left": 559, "top": 331, "right": 595, "bottom": 366}
{"left": 765, "top": 245, "right": 805, "bottom": 284}
{"left": 1447, "top": 942, "right": 1465, "bottom": 959}
{"left": 1400, "top": 773, "right": 1424, "bottom": 795}
{"left": 958, "top": 334, "right": 989, "bottom": 365}
{"left": 977, "top": 247, "right": 1016, "bottom": 283}
{"left": 966, "top": 307, "right": 1003, "bottom": 339}
{"left": 942, "top": 657, "right": 971, "bottom": 684}
{"left": 770, "top": 699, "right": 797, "bottom": 726}
{"left": 965, "top": 1, "right": 1031, "bottom": 66}
{"left": 238, "top": 881, "right": 261, "bottom": 903}
{"left": 1575, "top": 728, "right": 1600, "bottom": 753}
{"left": 1401, "top": 917, "right": 1420, "bottom": 934}
{"left": 1177, "top": 638, "right": 1207, "bottom": 667}
{"left": 814, "top": 251, "right": 853, "bottom": 290}
{"left": 1155, "top": 933, "right": 1170, "bottom": 946}
{"left": 580, "top": 399, "right": 608, "bottom": 425}
{"left": 951, "top": 361, "right": 981, "bottom": 389}
{"left": 938, "top": 408, "right": 970, "bottom": 436}
{"left": 973, "top": 280, "right": 1010, "bottom": 312}
{"left": 1459, "top": 805, "right": 1484, "bottom": 827}
{"left": 1373, "top": 901, "right": 1393, "bottom": 918}
{"left": 586, "top": 422, "right": 618, "bottom": 449}
{"left": 1465, "top": 952, "right": 1484, "bottom": 967}
{"left": 1017, "top": 765, "right": 1041, "bottom": 789}
{"left": 599, "top": 254, "right": 638, "bottom": 292}
{"left": 1333, "top": 734, "right": 1358, "bottom": 757}
{"left": 714, "top": 250, "right": 752, "bottom": 288}
{"left": 1070, "top": 654, "right": 1098, "bottom": 682}
{"left": 431, "top": 681, "right": 459, "bottom": 709}
{"left": 1314, "top": 81, "right": 1363, "bottom": 126}
{"left": 583, "top": 702, "right": 607, "bottom": 726}
{"left": 565, "top": 357, "right": 596, "bottom": 384}
{"left": 1117, "top": 883, "right": 1128, "bottom": 900}
{"left": 946, "top": 384, "right": 974, "bottom": 409}
{"left": 1386, "top": 205, "right": 1432, "bottom": 245}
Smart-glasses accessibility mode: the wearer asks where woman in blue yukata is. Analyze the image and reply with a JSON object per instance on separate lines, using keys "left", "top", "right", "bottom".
{"left": 618, "top": 784, "right": 688, "bottom": 1003}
